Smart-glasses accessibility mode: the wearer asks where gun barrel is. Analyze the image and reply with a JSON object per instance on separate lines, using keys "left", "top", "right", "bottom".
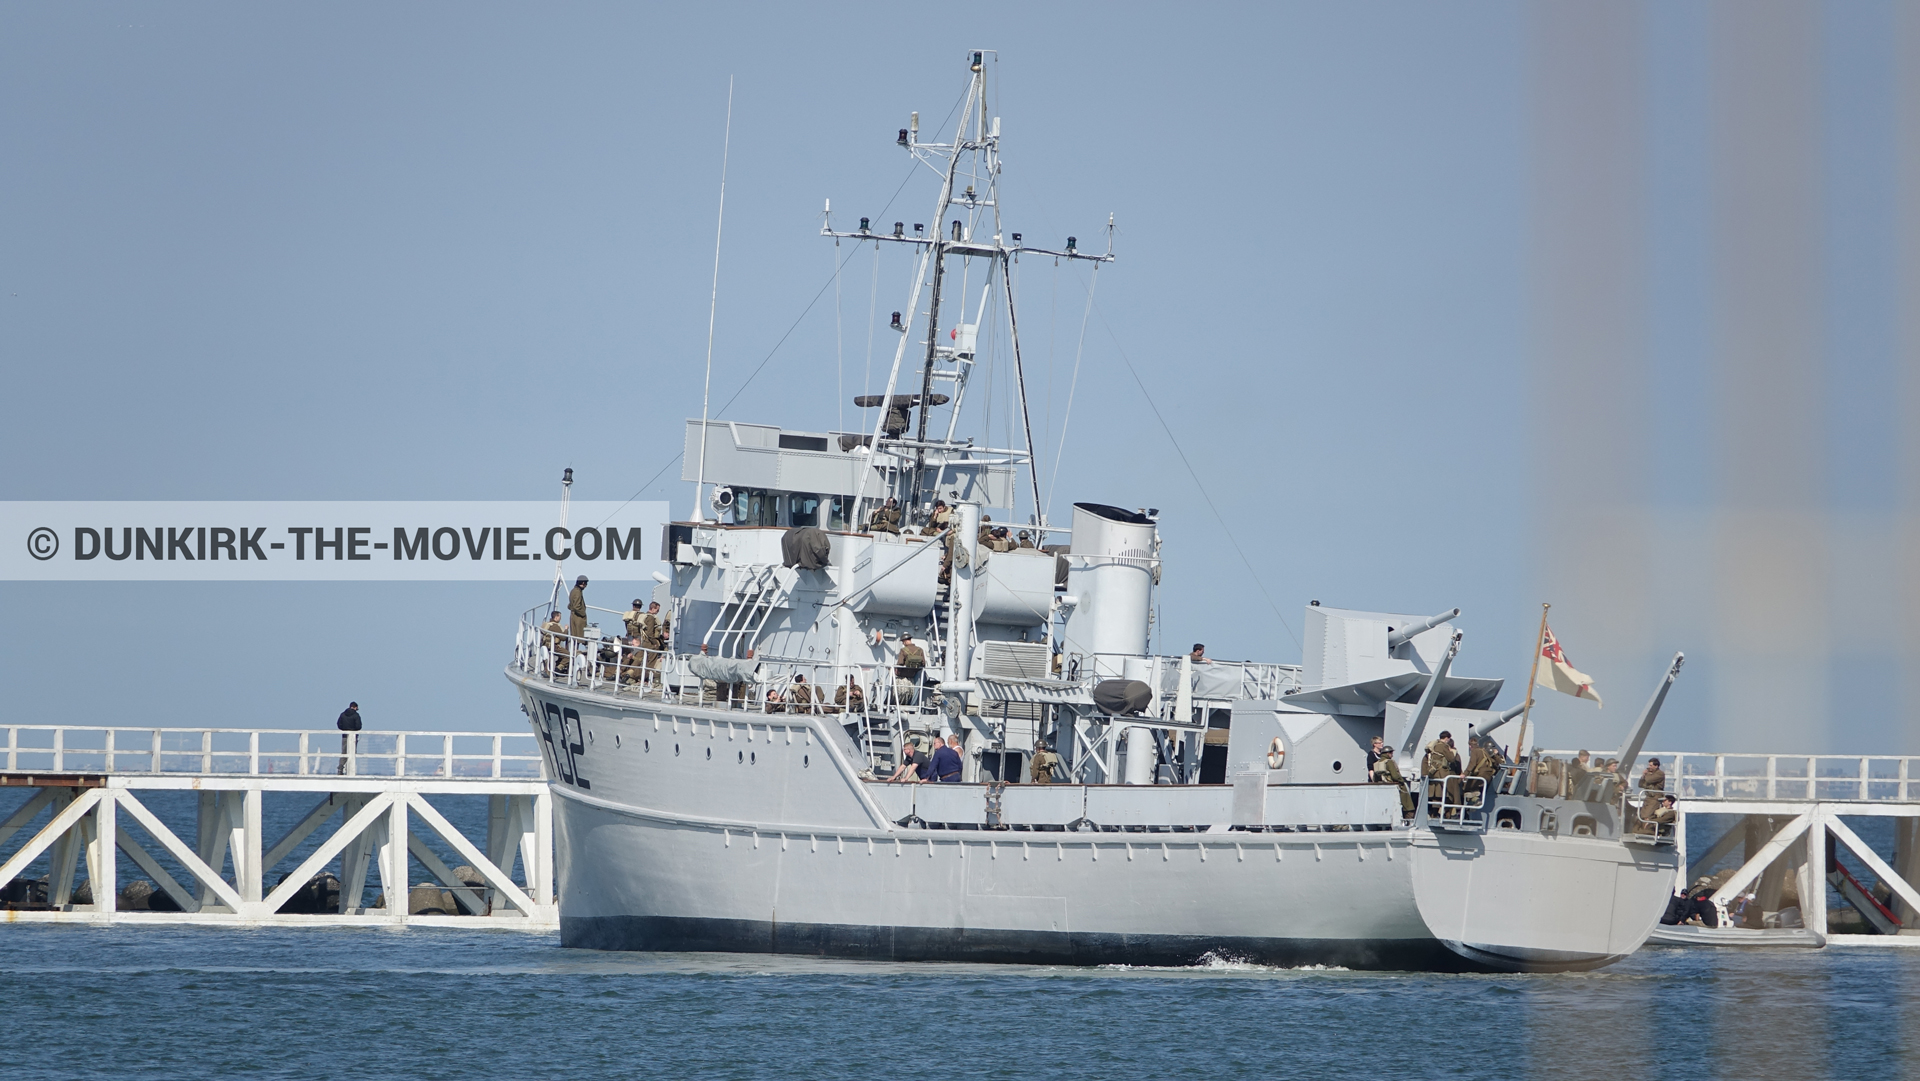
{"left": 1470, "top": 702, "right": 1527, "bottom": 740}
{"left": 1387, "top": 608, "right": 1461, "bottom": 651}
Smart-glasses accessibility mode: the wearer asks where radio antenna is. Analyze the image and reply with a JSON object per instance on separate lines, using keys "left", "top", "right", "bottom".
{"left": 692, "top": 76, "right": 734, "bottom": 522}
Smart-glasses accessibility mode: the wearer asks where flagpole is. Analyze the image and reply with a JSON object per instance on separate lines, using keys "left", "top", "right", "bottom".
{"left": 1513, "top": 602, "right": 1549, "bottom": 776}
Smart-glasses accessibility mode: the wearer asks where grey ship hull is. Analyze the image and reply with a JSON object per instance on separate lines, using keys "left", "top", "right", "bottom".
{"left": 514, "top": 673, "right": 1679, "bottom": 973}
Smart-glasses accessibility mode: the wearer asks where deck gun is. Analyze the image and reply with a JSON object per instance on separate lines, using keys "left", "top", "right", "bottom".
{"left": 1388, "top": 608, "right": 1461, "bottom": 652}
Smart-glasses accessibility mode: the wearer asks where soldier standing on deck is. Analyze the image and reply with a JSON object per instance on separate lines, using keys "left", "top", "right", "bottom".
{"left": 1030, "top": 740, "right": 1061, "bottom": 784}
{"left": 894, "top": 634, "right": 927, "bottom": 704}
{"left": 567, "top": 575, "right": 589, "bottom": 639}
{"left": 1425, "top": 730, "right": 1462, "bottom": 814}
{"left": 641, "top": 601, "right": 669, "bottom": 684}
{"left": 1637, "top": 758, "right": 1667, "bottom": 830}
{"left": 1375, "top": 745, "right": 1413, "bottom": 818}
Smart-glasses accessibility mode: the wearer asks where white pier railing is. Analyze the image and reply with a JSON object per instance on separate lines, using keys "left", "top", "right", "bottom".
{"left": 1653, "top": 752, "right": 1918, "bottom": 804}
{"left": 2, "top": 726, "right": 544, "bottom": 779}
{"left": 1, "top": 725, "right": 554, "bottom": 929}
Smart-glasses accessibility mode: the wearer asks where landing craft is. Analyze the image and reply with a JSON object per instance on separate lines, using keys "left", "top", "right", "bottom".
{"left": 508, "top": 52, "right": 1682, "bottom": 971}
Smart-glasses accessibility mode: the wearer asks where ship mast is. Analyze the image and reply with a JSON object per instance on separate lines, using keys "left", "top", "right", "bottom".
{"left": 824, "top": 50, "right": 1112, "bottom": 539}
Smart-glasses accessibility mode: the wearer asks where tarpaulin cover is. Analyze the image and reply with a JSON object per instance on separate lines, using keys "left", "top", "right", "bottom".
{"left": 1092, "top": 679, "right": 1153, "bottom": 715}
{"left": 781, "top": 526, "right": 832, "bottom": 570}
{"left": 688, "top": 655, "right": 760, "bottom": 684}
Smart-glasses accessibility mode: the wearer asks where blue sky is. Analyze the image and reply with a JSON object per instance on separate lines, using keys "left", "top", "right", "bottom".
{"left": 2, "top": 3, "right": 1911, "bottom": 753}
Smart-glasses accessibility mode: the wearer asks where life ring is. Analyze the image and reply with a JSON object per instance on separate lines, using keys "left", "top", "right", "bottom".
{"left": 1266, "top": 738, "right": 1286, "bottom": 770}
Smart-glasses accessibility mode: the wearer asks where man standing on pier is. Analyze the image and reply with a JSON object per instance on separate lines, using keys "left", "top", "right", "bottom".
{"left": 336, "top": 701, "right": 362, "bottom": 776}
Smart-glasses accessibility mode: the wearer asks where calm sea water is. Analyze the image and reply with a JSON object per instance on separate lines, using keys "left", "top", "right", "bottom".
{"left": 3, "top": 925, "right": 1917, "bottom": 1080}
{"left": 6, "top": 791, "right": 1920, "bottom": 1078}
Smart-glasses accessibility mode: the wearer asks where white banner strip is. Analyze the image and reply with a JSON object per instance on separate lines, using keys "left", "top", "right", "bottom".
{"left": 0, "top": 502, "right": 670, "bottom": 581}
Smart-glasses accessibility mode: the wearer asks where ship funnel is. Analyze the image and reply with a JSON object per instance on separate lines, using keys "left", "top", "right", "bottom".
{"left": 1060, "top": 503, "right": 1159, "bottom": 673}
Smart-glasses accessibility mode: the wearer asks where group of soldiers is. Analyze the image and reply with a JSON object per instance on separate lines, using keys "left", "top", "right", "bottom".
{"left": 755, "top": 633, "right": 928, "bottom": 715}
{"left": 1364, "top": 730, "right": 1676, "bottom": 833}
{"left": 863, "top": 498, "right": 1037, "bottom": 549}
{"left": 535, "top": 575, "right": 671, "bottom": 688}
{"left": 861, "top": 497, "right": 1040, "bottom": 590}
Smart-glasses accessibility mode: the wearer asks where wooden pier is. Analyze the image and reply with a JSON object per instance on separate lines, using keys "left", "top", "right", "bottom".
{"left": 0, "top": 725, "right": 555, "bottom": 928}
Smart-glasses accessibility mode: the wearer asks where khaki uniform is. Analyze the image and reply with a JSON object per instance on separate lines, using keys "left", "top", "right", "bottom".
{"left": 1468, "top": 745, "right": 1496, "bottom": 780}
{"left": 640, "top": 612, "right": 668, "bottom": 676}
{"left": 1423, "top": 738, "right": 1461, "bottom": 778}
{"left": 541, "top": 616, "right": 569, "bottom": 673}
{"left": 835, "top": 684, "right": 865, "bottom": 713}
{"left": 894, "top": 642, "right": 926, "bottom": 703}
{"left": 622, "top": 608, "right": 646, "bottom": 641}
{"left": 567, "top": 586, "right": 587, "bottom": 639}
{"left": 1638, "top": 766, "right": 1667, "bottom": 828}
{"left": 870, "top": 505, "right": 902, "bottom": 534}
{"left": 786, "top": 682, "right": 816, "bottom": 713}
{"left": 1424, "top": 738, "right": 1461, "bottom": 810}
{"left": 1376, "top": 755, "right": 1414, "bottom": 815}
{"left": 1030, "top": 748, "right": 1060, "bottom": 784}
{"left": 1017, "top": 535, "right": 1035, "bottom": 549}
{"left": 921, "top": 506, "right": 953, "bottom": 537}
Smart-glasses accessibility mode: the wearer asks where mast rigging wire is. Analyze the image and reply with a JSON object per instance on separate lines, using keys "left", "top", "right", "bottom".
{"left": 1044, "top": 263, "right": 1099, "bottom": 526}
{"left": 595, "top": 164, "right": 921, "bottom": 527}
{"left": 1086, "top": 298, "right": 1301, "bottom": 651}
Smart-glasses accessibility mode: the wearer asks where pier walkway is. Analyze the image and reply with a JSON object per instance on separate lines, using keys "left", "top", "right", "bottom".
{"left": 1638, "top": 750, "right": 1920, "bottom": 945}
{"left": 1, "top": 725, "right": 555, "bottom": 928}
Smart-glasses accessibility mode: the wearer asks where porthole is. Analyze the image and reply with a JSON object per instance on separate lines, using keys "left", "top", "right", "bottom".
{"left": 804, "top": 755, "right": 809, "bottom": 767}
{"left": 614, "top": 734, "right": 621, "bottom": 748}
{"left": 675, "top": 744, "right": 680, "bottom": 756}
{"left": 738, "top": 750, "right": 744, "bottom": 764}
{"left": 587, "top": 730, "right": 595, "bottom": 744}
{"left": 643, "top": 739, "right": 649, "bottom": 753}
{"left": 706, "top": 747, "right": 712, "bottom": 760}
{"left": 1331, "top": 760, "right": 1344, "bottom": 774}
{"left": 750, "top": 752, "right": 757, "bottom": 765}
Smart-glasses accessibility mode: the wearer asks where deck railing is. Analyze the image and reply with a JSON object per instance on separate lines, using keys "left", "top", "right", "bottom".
{"left": 513, "top": 606, "right": 925, "bottom": 719}
{"left": 0, "top": 726, "right": 546, "bottom": 780}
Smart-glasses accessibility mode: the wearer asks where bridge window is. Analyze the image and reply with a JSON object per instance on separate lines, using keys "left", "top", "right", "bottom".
{"left": 733, "top": 488, "right": 779, "bottom": 527}
{"left": 778, "top": 433, "right": 829, "bottom": 451}
{"left": 789, "top": 493, "right": 821, "bottom": 527}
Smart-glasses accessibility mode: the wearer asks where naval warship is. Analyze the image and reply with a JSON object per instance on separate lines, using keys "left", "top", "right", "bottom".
{"left": 508, "top": 52, "right": 1683, "bottom": 972}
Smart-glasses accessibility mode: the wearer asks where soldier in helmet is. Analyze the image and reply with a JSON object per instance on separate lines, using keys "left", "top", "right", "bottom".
{"left": 1375, "top": 744, "right": 1413, "bottom": 819}
{"left": 1016, "top": 530, "right": 1035, "bottom": 549}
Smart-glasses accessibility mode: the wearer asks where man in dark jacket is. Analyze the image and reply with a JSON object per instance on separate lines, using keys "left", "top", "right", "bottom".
{"left": 336, "top": 701, "right": 362, "bottom": 775}
{"left": 931, "top": 734, "right": 964, "bottom": 782}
